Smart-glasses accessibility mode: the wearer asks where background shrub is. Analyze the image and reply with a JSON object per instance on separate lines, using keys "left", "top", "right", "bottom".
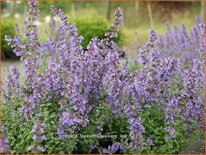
{"left": 71, "top": 17, "right": 122, "bottom": 49}
{"left": 1, "top": 18, "right": 18, "bottom": 59}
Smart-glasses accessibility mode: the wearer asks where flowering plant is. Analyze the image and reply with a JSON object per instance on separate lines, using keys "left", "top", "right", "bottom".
{"left": 2, "top": 0, "right": 204, "bottom": 154}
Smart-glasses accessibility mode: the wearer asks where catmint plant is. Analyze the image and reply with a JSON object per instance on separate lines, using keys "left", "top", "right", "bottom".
{"left": 2, "top": 0, "right": 204, "bottom": 153}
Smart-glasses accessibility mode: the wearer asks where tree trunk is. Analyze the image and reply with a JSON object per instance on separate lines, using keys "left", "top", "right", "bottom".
{"left": 147, "top": 2, "right": 154, "bottom": 29}
{"left": 201, "top": 0, "right": 205, "bottom": 21}
{"left": 106, "top": 0, "right": 112, "bottom": 21}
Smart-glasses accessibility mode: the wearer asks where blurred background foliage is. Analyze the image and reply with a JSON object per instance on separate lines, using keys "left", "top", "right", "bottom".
{"left": 1, "top": 0, "right": 204, "bottom": 59}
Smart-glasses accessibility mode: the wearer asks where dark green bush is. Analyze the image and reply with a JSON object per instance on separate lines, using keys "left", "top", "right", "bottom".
{"left": 1, "top": 18, "right": 14, "bottom": 52}
{"left": 71, "top": 18, "right": 122, "bottom": 49}
{"left": 1, "top": 18, "right": 16, "bottom": 59}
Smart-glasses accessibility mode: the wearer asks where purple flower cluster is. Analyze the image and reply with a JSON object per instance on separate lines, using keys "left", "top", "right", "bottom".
{"left": 147, "top": 137, "right": 153, "bottom": 148}
{"left": 5, "top": 66, "right": 23, "bottom": 99}
{"left": 156, "top": 17, "right": 205, "bottom": 64}
{"left": 28, "top": 120, "right": 46, "bottom": 153}
{"left": 129, "top": 117, "right": 144, "bottom": 150}
{"left": 102, "top": 142, "right": 124, "bottom": 154}
{"left": 5, "top": 35, "right": 26, "bottom": 60}
{"left": 181, "top": 59, "right": 204, "bottom": 128}
{"left": 0, "top": 126, "right": 11, "bottom": 153}
{"left": 105, "top": 7, "right": 123, "bottom": 38}
{"left": 164, "top": 97, "right": 179, "bottom": 140}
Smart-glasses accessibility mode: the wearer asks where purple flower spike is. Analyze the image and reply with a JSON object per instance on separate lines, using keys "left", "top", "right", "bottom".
{"left": 114, "top": 7, "right": 124, "bottom": 28}
{"left": 0, "top": 126, "right": 11, "bottom": 153}
{"left": 28, "top": 120, "right": 46, "bottom": 153}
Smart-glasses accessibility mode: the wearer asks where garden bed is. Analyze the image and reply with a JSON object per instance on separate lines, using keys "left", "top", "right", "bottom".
{"left": 1, "top": 0, "right": 204, "bottom": 154}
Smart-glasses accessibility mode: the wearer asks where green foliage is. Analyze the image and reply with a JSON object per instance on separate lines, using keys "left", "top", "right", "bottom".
{"left": 40, "top": 100, "right": 77, "bottom": 154}
{"left": 72, "top": 102, "right": 129, "bottom": 153}
{"left": 3, "top": 97, "right": 127, "bottom": 153}
{"left": 3, "top": 97, "right": 33, "bottom": 154}
{"left": 1, "top": 18, "right": 15, "bottom": 53}
{"left": 1, "top": 1, "right": 9, "bottom": 9}
{"left": 3, "top": 97, "right": 190, "bottom": 153}
{"left": 3, "top": 98, "right": 78, "bottom": 154}
{"left": 71, "top": 17, "right": 122, "bottom": 49}
{"left": 1, "top": 18, "right": 21, "bottom": 59}
{"left": 139, "top": 105, "right": 188, "bottom": 154}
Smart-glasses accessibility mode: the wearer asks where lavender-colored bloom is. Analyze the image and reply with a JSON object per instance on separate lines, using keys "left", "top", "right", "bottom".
{"left": 25, "top": 0, "right": 40, "bottom": 62}
{"left": 89, "top": 143, "right": 96, "bottom": 152}
{"left": 124, "top": 104, "right": 134, "bottom": 118}
{"left": 0, "top": 126, "right": 11, "bottom": 153}
{"left": 165, "top": 127, "right": 176, "bottom": 140}
{"left": 138, "top": 49, "right": 148, "bottom": 65}
{"left": 105, "top": 7, "right": 124, "bottom": 38}
{"left": 5, "top": 35, "right": 26, "bottom": 60}
{"left": 147, "top": 29, "right": 157, "bottom": 45}
{"left": 114, "top": 7, "right": 124, "bottom": 28}
{"left": 147, "top": 137, "right": 153, "bottom": 147}
{"left": 50, "top": 5, "right": 68, "bottom": 30}
{"left": 59, "top": 111, "right": 88, "bottom": 128}
{"left": 5, "top": 66, "right": 23, "bottom": 98}
{"left": 57, "top": 127, "right": 67, "bottom": 140}
{"left": 102, "top": 142, "right": 124, "bottom": 154}
{"left": 59, "top": 111, "right": 75, "bottom": 127}
{"left": 28, "top": 145, "right": 45, "bottom": 152}
{"left": 156, "top": 20, "right": 205, "bottom": 63}
{"left": 164, "top": 97, "right": 179, "bottom": 139}
{"left": 128, "top": 117, "right": 144, "bottom": 150}
{"left": 28, "top": 120, "right": 46, "bottom": 153}
{"left": 0, "top": 136, "right": 11, "bottom": 153}
{"left": 32, "top": 135, "right": 46, "bottom": 143}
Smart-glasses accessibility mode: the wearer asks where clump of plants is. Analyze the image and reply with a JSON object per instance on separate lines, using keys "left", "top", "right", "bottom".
{"left": 1, "top": 0, "right": 204, "bottom": 154}
{"left": 156, "top": 20, "right": 205, "bottom": 66}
